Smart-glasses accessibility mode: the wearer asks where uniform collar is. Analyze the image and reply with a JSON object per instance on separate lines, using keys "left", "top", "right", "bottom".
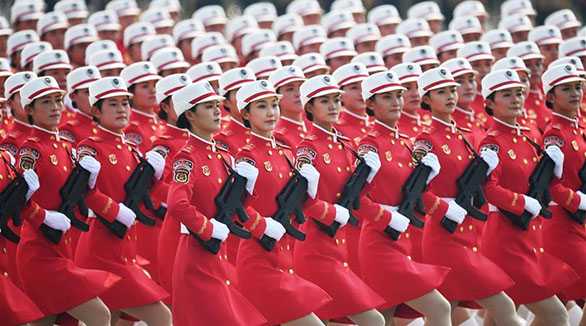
{"left": 280, "top": 116, "right": 307, "bottom": 132}
{"left": 552, "top": 112, "right": 579, "bottom": 129}
{"left": 230, "top": 117, "right": 247, "bottom": 129}
{"left": 375, "top": 120, "right": 400, "bottom": 138}
{"left": 13, "top": 118, "right": 32, "bottom": 129}
{"left": 432, "top": 116, "right": 457, "bottom": 133}
{"left": 32, "top": 125, "right": 61, "bottom": 140}
{"left": 342, "top": 109, "right": 370, "bottom": 126}
{"left": 401, "top": 111, "right": 421, "bottom": 125}
{"left": 529, "top": 89, "right": 543, "bottom": 100}
{"left": 165, "top": 123, "right": 189, "bottom": 136}
{"left": 190, "top": 131, "right": 217, "bottom": 152}
{"left": 251, "top": 131, "right": 277, "bottom": 148}
{"left": 98, "top": 125, "right": 126, "bottom": 143}
{"left": 454, "top": 106, "right": 475, "bottom": 121}
{"left": 493, "top": 117, "right": 523, "bottom": 136}
{"left": 131, "top": 108, "right": 158, "bottom": 121}
{"left": 312, "top": 122, "right": 340, "bottom": 142}
{"left": 76, "top": 110, "right": 94, "bottom": 121}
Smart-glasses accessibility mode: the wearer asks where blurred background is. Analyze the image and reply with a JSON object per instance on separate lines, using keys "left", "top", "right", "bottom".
{"left": 2, "top": 0, "right": 584, "bottom": 28}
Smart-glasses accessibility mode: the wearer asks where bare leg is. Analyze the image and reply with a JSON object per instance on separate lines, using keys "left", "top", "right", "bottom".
{"left": 525, "top": 296, "right": 569, "bottom": 326}
{"left": 348, "top": 309, "right": 386, "bottom": 326}
{"left": 476, "top": 292, "right": 523, "bottom": 326}
{"left": 30, "top": 315, "right": 57, "bottom": 326}
{"left": 405, "top": 290, "right": 451, "bottom": 326}
{"left": 482, "top": 312, "right": 496, "bottom": 326}
{"left": 380, "top": 306, "right": 398, "bottom": 326}
{"left": 283, "top": 313, "right": 325, "bottom": 326}
{"left": 66, "top": 297, "right": 111, "bottom": 326}
{"left": 110, "top": 310, "right": 121, "bottom": 326}
{"left": 121, "top": 301, "right": 172, "bottom": 326}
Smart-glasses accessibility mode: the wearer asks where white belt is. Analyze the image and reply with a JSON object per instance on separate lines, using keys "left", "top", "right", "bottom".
{"left": 180, "top": 223, "right": 189, "bottom": 234}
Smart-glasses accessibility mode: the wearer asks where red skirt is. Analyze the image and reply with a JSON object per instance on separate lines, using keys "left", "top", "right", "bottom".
{"left": 0, "top": 275, "right": 45, "bottom": 325}
{"left": 481, "top": 211, "right": 580, "bottom": 304}
{"left": 172, "top": 235, "right": 267, "bottom": 326}
{"left": 17, "top": 222, "right": 120, "bottom": 315}
{"left": 74, "top": 218, "right": 169, "bottom": 310}
{"left": 422, "top": 214, "right": 515, "bottom": 301}
{"left": 136, "top": 219, "right": 162, "bottom": 283}
{"left": 293, "top": 221, "right": 385, "bottom": 320}
{"left": 157, "top": 214, "right": 181, "bottom": 305}
{"left": 360, "top": 221, "right": 451, "bottom": 311}
{"left": 236, "top": 235, "right": 332, "bottom": 324}
{"left": 542, "top": 206, "right": 586, "bottom": 300}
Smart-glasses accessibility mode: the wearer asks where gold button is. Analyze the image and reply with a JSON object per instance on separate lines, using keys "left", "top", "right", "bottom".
{"left": 289, "top": 172, "right": 293, "bottom": 177}
{"left": 280, "top": 246, "right": 284, "bottom": 251}
{"left": 63, "top": 166, "right": 67, "bottom": 172}
{"left": 268, "top": 150, "right": 273, "bottom": 155}
{"left": 398, "top": 162, "right": 403, "bottom": 168}
{"left": 472, "top": 246, "right": 478, "bottom": 252}
{"left": 92, "top": 128, "right": 98, "bottom": 134}
{"left": 219, "top": 255, "right": 222, "bottom": 260}
{"left": 337, "top": 167, "right": 341, "bottom": 172}
{"left": 124, "top": 257, "right": 128, "bottom": 262}
{"left": 288, "top": 268, "right": 294, "bottom": 274}
{"left": 342, "top": 238, "right": 345, "bottom": 244}
{"left": 2, "top": 248, "right": 6, "bottom": 254}
{"left": 0, "top": 175, "right": 3, "bottom": 180}
{"left": 446, "top": 135, "right": 451, "bottom": 140}
{"left": 279, "top": 173, "right": 283, "bottom": 178}
{"left": 127, "top": 236, "right": 131, "bottom": 240}
{"left": 523, "top": 159, "right": 528, "bottom": 165}
{"left": 400, "top": 140, "right": 404, "bottom": 145}
{"left": 62, "top": 143, "right": 67, "bottom": 148}
{"left": 224, "top": 255, "right": 228, "bottom": 260}
{"left": 328, "top": 144, "right": 333, "bottom": 149}
{"left": 218, "top": 178, "right": 223, "bottom": 184}
{"left": 207, "top": 154, "right": 212, "bottom": 159}
{"left": 3, "top": 272, "right": 8, "bottom": 277}
{"left": 532, "top": 225, "right": 536, "bottom": 231}
{"left": 468, "top": 225, "right": 473, "bottom": 230}
{"left": 279, "top": 150, "right": 283, "bottom": 155}
{"left": 132, "top": 258, "right": 136, "bottom": 264}
{"left": 216, "top": 154, "right": 221, "bottom": 159}
{"left": 128, "top": 146, "right": 133, "bottom": 151}
{"left": 512, "top": 138, "right": 517, "bottom": 143}
{"left": 117, "top": 144, "right": 122, "bottom": 150}
{"left": 539, "top": 248, "right": 544, "bottom": 253}
{"left": 343, "top": 262, "right": 348, "bottom": 267}
{"left": 459, "top": 226, "right": 464, "bottom": 232}
{"left": 338, "top": 144, "right": 343, "bottom": 150}
{"left": 286, "top": 245, "right": 290, "bottom": 250}
{"left": 360, "top": 128, "right": 366, "bottom": 133}
{"left": 533, "top": 248, "right": 537, "bottom": 253}
{"left": 226, "top": 280, "right": 231, "bottom": 285}
{"left": 299, "top": 133, "right": 305, "bottom": 138}
{"left": 336, "top": 239, "right": 340, "bottom": 244}
{"left": 405, "top": 233, "right": 410, "bottom": 239}
{"left": 533, "top": 157, "right": 538, "bottom": 162}
{"left": 346, "top": 166, "right": 350, "bottom": 171}
{"left": 336, "top": 192, "right": 341, "bottom": 198}
{"left": 246, "top": 139, "right": 250, "bottom": 143}
{"left": 458, "top": 135, "right": 462, "bottom": 140}
{"left": 53, "top": 143, "right": 58, "bottom": 148}
{"left": 457, "top": 155, "right": 462, "bottom": 161}
{"left": 522, "top": 136, "right": 527, "bottom": 142}
{"left": 407, "top": 256, "right": 412, "bottom": 260}
{"left": 126, "top": 166, "right": 131, "bottom": 171}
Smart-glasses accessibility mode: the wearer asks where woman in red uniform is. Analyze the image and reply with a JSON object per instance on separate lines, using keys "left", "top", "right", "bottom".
{"left": 270, "top": 66, "right": 310, "bottom": 148}
{"left": 234, "top": 80, "right": 332, "bottom": 325}
{"left": 152, "top": 73, "right": 192, "bottom": 304}
{"left": 540, "top": 64, "right": 586, "bottom": 326}
{"left": 74, "top": 76, "right": 171, "bottom": 325}
{"left": 0, "top": 130, "right": 45, "bottom": 326}
{"left": 16, "top": 76, "right": 120, "bottom": 326}
{"left": 415, "top": 68, "right": 524, "bottom": 325}
{"left": 357, "top": 71, "right": 452, "bottom": 325}
{"left": 392, "top": 63, "right": 424, "bottom": 144}
{"left": 294, "top": 74, "right": 386, "bottom": 325}
{"left": 479, "top": 69, "right": 580, "bottom": 325}
{"left": 166, "top": 81, "right": 267, "bottom": 326}
{"left": 1, "top": 72, "right": 37, "bottom": 158}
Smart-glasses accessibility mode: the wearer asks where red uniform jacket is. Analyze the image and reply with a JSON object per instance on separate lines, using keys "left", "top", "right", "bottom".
{"left": 273, "top": 116, "right": 309, "bottom": 149}
{"left": 124, "top": 108, "right": 166, "bottom": 154}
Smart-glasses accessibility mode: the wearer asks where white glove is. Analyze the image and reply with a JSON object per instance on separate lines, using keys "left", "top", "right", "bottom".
{"left": 299, "top": 163, "right": 320, "bottom": 199}
{"left": 235, "top": 162, "right": 259, "bottom": 195}
{"left": 79, "top": 155, "right": 101, "bottom": 189}
{"left": 263, "top": 217, "right": 286, "bottom": 241}
{"left": 115, "top": 203, "right": 136, "bottom": 228}
{"left": 577, "top": 191, "right": 586, "bottom": 211}
{"left": 545, "top": 146, "right": 564, "bottom": 179}
{"left": 23, "top": 169, "right": 40, "bottom": 202}
{"left": 145, "top": 150, "right": 165, "bottom": 180}
{"left": 385, "top": 208, "right": 410, "bottom": 233}
{"left": 522, "top": 195, "right": 541, "bottom": 218}
{"left": 363, "top": 151, "right": 381, "bottom": 183}
{"left": 333, "top": 204, "right": 350, "bottom": 227}
{"left": 421, "top": 152, "right": 441, "bottom": 184}
{"left": 43, "top": 210, "right": 71, "bottom": 232}
{"left": 480, "top": 148, "right": 499, "bottom": 176}
{"left": 445, "top": 201, "right": 467, "bottom": 224}
{"left": 210, "top": 218, "right": 229, "bottom": 242}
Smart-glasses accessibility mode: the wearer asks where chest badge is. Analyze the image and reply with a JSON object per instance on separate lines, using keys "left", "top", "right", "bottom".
{"left": 572, "top": 140, "right": 579, "bottom": 151}
{"left": 109, "top": 154, "right": 118, "bottom": 165}
{"left": 507, "top": 149, "right": 516, "bottom": 160}
{"left": 50, "top": 154, "right": 58, "bottom": 166}
{"left": 441, "top": 144, "right": 451, "bottom": 155}
{"left": 385, "top": 151, "right": 392, "bottom": 162}
{"left": 323, "top": 153, "right": 331, "bottom": 164}
{"left": 201, "top": 165, "right": 211, "bottom": 176}
{"left": 264, "top": 161, "right": 273, "bottom": 172}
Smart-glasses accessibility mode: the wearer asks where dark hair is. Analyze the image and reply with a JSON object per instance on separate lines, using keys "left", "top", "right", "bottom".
{"left": 304, "top": 98, "right": 315, "bottom": 121}
{"left": 484, "top": 93, "right": 495, "bottom": 116}
{"left": 222, "top": 90, "right": 232, "bottom": 112}
{"left": 38, "top": 71, "right": 46, "bottom": 77}
{"left": 545, "top": 87, "right": 556, "bottom": 109}
{"left": 176, "top": 106, "right": 197, "bottom": 129}
{"left": 241, "top": 104, "right": 251, "bottom": 128}
{"left": 158, "top": 96, "right": 171, "bottom": 121}
{"left": 420, "top": 92, "right": 430, "bottom": 111}
{"left": 92, "top": 99, "right": 104, "bottom": 122}
{"left": 27, "top": 101, "right": 34, "bottom": 124}
{"left": 127, "top": 84, "right": 136, "bottom": 107}
{"left": 365, "top": 95, "right": 375, "bottom": 116}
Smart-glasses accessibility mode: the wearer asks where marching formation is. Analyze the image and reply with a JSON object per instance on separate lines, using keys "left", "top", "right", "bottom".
{"left": 0, "top": 0, "right": 586, "bottom": 326}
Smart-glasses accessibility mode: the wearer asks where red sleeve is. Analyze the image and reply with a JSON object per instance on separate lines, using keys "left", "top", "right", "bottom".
{"left": 167, "top": 152, "right": 214, "bottom": 242}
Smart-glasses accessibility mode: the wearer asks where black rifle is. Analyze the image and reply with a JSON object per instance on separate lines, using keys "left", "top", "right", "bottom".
{"left": 98, "top": 149, "right": 160, "bottom": 239}
{"left": 258, "top": 155, "right": 307, "bottom": 251}
{"left": 190, "top": 157, "right": 252, "bottom": 254}
{"left": 40, "top": 149, "right": 93, "bottom": 244}
{"left": 0, "top": 154, "right": 26, "bottom": 243}
{"left": 500, "top": 137, "right": 554, "bottom": 230}
{"left": 567, "top": 161, "right": 586, "bottom": 224}
{"left": 314, "top": 142, "right": 364, "bottom": 238}
{"left": 392, "top": 144, "right": 427, "bottom": 241}
{"left": 441, "top": 132, "right": 489, "bottom": 233}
